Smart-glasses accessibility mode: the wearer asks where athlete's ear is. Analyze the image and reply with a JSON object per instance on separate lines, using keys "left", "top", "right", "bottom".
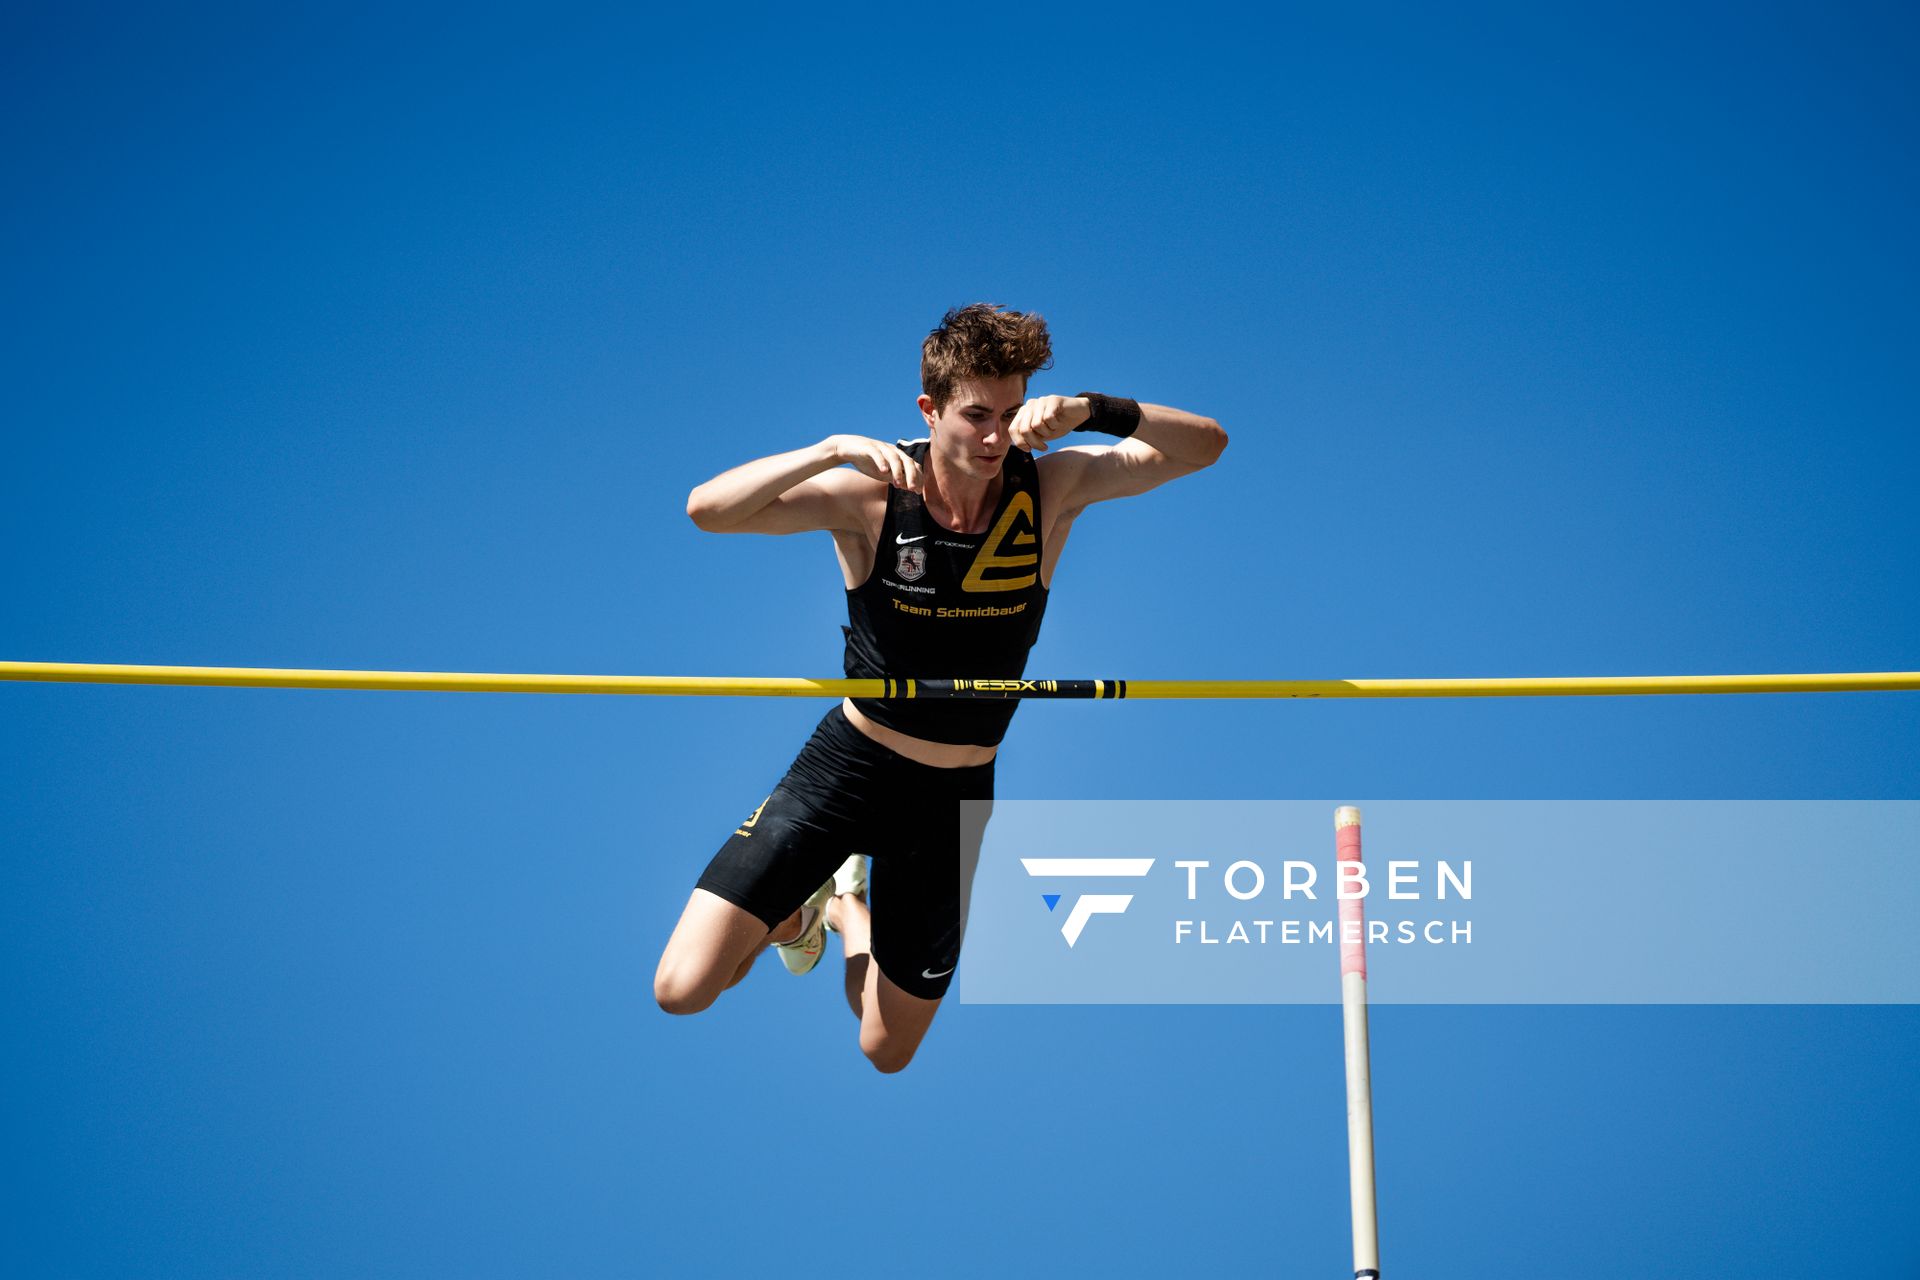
{"left": 916, "top": 393, "right": 938, "bottom": 431}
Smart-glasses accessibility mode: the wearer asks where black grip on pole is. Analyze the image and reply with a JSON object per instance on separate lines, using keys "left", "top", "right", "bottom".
{"left": 898, "top": 679, "right": 1125, "bottom": 699}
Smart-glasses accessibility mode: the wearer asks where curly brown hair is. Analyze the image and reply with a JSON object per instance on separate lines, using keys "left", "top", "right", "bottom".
{"left": 920, "top": 303, "right": 1054, "bottom": 411}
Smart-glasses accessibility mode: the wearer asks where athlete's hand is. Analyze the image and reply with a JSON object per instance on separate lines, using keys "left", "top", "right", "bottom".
{"left": 1007, "top": 395, "right": 1090, "bottom": 453}
{"left": 828, "top": 435, "right": 924, "bottom": 492}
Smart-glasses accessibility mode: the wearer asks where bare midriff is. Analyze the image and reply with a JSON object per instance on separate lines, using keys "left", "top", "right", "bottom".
{"left": 840, "top": 699, "right": 998, "bottom": 769}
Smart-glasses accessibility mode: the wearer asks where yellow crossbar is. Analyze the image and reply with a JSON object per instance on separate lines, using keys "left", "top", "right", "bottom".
{"left": 3, "top": 661, "right": 1917, "bottom": 699}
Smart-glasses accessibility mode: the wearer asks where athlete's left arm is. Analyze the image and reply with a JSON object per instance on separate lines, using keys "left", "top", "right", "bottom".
{"left": 1019, "top": 398, "right": 1229, "bottom": 512}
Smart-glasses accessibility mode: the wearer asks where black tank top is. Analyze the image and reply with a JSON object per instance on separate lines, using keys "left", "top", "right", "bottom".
{"left": 843, "top": 440, "right": 1049, "bottom": 746}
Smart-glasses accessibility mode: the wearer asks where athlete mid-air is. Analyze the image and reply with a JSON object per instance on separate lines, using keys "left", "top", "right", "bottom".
{"left": 653, "top": 303, "right": 1228, "bottom": 1071}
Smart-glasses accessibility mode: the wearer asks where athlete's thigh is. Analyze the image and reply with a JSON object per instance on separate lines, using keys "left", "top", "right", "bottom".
{"left": 659, "top": 784, "right": 849, "bottom": 995}
{"left": 657, "top": 887, "right": 776, "bottom": 990}
{"left": 868, "top": 788, "right": 992, "bottom": 1003}
{"left": 693, "top": 785, "right": 847, "bottom": 931}
{"left": 691, "top": 708, "right": 887, "bottom": 931}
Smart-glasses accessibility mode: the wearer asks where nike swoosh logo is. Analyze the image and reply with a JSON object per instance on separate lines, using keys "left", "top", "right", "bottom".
{"left": 921, "top": 966, "right": 954, "bottom": 979}
{"left": 896, "top": 533, "right": 928, "bottom": 544}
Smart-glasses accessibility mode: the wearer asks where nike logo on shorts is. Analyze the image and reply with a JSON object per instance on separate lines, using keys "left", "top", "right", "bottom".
{"left": 921, "top": 966, "right": 954, "bottom": 980}
{"left": 895, "top": 533, "right": 928, "bottom": 544}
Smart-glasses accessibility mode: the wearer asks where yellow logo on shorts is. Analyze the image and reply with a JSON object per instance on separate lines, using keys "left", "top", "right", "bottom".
{"left": 735, "top": 795, "right": 771, "bottom": 838}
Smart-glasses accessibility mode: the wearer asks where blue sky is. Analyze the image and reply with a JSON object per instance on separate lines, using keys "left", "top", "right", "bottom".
{"left": 4, "top": 3, "right": 1917, "bottom": 1276}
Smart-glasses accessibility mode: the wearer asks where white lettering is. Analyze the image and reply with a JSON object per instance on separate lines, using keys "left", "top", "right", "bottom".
{"left": 1337, "top": 862, "right": 1370, "bottom": 899}
{"left": 1388, "top": 860, "right": 1419, "bottom": 900}
{"left": 1282, "top": 860, "right": 1317, "bottom": 899}
{"left": 1225, "top": 860, "right": 1264, "bottom": 901}
{"left": 1176, "top": 860, "right": 1209, "bottom": 900}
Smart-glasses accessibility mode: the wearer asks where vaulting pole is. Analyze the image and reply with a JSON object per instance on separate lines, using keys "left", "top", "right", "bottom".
{"left": 1336, "top": 805, "right": 1380, "bottom": 1280}
{"left": 3, "top": 661, "right": 1917, "bottom": 699}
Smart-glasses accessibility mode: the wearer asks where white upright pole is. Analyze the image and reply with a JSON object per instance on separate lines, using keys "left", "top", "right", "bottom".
{"left": 1336, "top": 805, "right": 1380, "bottom": 1279}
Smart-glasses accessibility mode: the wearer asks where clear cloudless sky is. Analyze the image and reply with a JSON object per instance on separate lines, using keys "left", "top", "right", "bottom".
{"left": 4, "top": 3, "right": 1917, "bottom": 1276}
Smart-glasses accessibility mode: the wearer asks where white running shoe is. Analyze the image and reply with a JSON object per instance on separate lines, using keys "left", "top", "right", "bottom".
{"left": 826, "top": 855, "right": 868, "bottom": 934}
{"left": 774, "top": 877, "right": 835, "bottom": 975}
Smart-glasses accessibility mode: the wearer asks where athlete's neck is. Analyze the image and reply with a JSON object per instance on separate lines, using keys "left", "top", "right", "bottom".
{"left": 924, "top": 450, "right": 1002, "bottom": 534}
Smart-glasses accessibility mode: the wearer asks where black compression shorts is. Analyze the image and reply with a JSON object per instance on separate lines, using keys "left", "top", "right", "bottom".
{"left": 694, "top": 703, "right": 993, "bottom": 1001}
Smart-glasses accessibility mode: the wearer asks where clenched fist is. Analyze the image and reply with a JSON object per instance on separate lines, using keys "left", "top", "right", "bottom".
{"left": 1007, "top": 395, "right": 1090, "bottom": 453}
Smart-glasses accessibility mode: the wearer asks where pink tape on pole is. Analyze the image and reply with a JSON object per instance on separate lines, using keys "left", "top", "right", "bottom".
{"left": 1336, "top": 808, "right": 1367, "bottom": 978}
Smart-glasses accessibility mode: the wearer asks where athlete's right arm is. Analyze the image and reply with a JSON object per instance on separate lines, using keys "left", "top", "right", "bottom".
{"left": 685, "top": 435, "right": 924, "bottom": 534}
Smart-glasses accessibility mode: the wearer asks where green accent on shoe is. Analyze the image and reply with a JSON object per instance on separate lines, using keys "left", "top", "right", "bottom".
{"left": 776, "top": 876, "right": 836, "bottom": 974}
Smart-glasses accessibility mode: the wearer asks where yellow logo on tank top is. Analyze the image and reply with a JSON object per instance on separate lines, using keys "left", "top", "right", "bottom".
{"left": 961, "top": 490, "right": 1039, "bottom": 593}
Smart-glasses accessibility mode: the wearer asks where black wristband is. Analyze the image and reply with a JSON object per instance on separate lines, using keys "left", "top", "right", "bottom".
{"left": 1073, "top": 392, "right": 1142, "bottom": 438}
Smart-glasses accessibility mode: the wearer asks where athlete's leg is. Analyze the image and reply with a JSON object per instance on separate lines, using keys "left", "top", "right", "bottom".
{"left": 827, "top": 890, "right": 870, "bottom": 1018}
{"left": 862, "top": 969, "right": 943, "bottom": 1074}
{"left": 842, "top": 776, "right": 990, "bottom": 1071}
{"left": 826, "top": 889, "right": 942, "bottom": 1072}
{"left": 659, "top": 743, "right": 855, "bottom": 1016}
{"left": 821, "top": 857, "right": 870, "bottom": 1017}
{"left": 654, "top": 889, "right": 800, "bottom": 1015}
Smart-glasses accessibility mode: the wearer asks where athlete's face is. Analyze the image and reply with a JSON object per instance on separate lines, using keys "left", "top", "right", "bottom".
{"left": 921, "top": 376, "right": 1026, "bottom": 479}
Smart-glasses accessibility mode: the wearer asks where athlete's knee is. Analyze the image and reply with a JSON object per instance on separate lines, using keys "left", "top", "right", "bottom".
{"left": 654, "top": 976, "right": 716, "bottom": 1016}
{"left": 859, "top": 1026, "right": 921, "bottom": 1074}
{"left": 653, "top": 958, "right": 721, "bottom": 1016}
